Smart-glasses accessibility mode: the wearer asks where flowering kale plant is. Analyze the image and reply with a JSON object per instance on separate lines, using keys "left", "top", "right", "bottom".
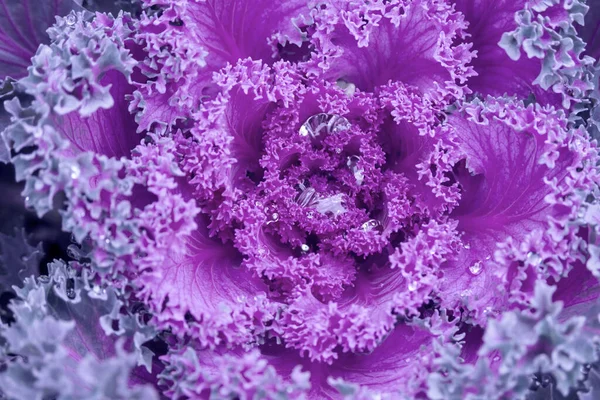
{"left": 2, "top": 0, "right": 600, "bottom": 399}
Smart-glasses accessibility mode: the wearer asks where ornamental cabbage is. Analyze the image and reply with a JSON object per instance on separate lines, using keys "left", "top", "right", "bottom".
{"left": 1, "top": 0, "right": 600, "bottom": 399}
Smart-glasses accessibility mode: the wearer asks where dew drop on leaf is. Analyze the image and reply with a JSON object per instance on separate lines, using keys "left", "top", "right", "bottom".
{"left": 361, "top": 219, "right": 381, "bottom": 232}
{"left": 295, "top": 186, "right": 318, "bottom": 207}
{"left": 267, "top": 212, "right": 279, "bottom": 224}
{"left": 469, "top": 261, "right": 483, "bottom": 275}
{"left": 298, "top": 113, "right": 351, "bottom": 143}
{"left": 66, "top": 14, "right": 76, "bottom": 26}
{"left": 526, "top": 251, "right": 542, "bottom": 267}
{"left": 315, "top": 193, "right": 346, "bottom": 217}
{"left": 70, "top": 165, "right": 80, "bottom": 179}
{"left": 66, "top": 278, "right": 76, "bottom": 299}
{"left": 346, "top": 155, "right": 365, "bottom": 185}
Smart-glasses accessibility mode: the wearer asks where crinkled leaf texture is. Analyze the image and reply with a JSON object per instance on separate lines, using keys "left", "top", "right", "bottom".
{"left": 2, "top": 1, "right": 600, "bottom": 400}
{"left": 132, "top": 0, "right": 308, "bottom": 130}
{"left": 439, "top": 97, "right": 597, "bottom": 320}
{"left": 453, "top": 0, "right": 559, "bottom": 105}
{"left": 428, "top": 280, "right": 600, "bottom": 400}
{"left": 160, "top": 316, "right": 452, "bottom": 399}
{"left": 307, "top": 0, "right": 475, "bottom": 110}
{"left": 0, "top": 260, "right": 159, "bottom": 400}
{"left": 498, "top": 0, "right": 595, "bottom": 109}
{"left": 0, "top": 227, "right": 43, "bottom": 296}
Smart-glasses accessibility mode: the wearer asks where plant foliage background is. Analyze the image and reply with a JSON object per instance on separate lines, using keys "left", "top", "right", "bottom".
{"left": 2, "top": 0, "right": 600, "bottom": 399}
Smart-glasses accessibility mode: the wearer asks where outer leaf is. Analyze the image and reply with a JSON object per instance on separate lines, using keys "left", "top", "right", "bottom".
{"left": 453, "top": 0, "right": 561, "bottom": 105}
{"left": 0, "top": 227, "right": 42, "bottom": 295}
{"left": 498, "top": 0, "right": 595, "bottom": 109}
{"left": 308, "top": 0, "right": 475, "bottom": 104}
{"left": 0, "top": 0, "right": 81, "bottom": 82}
{"left": 0, "top": 261, "right": 159, "bottom": 400}
{"left": 133, "top": 0, "right": 308, "bottom": 130}
{"left": 439, "top": 97, "right": 598, "bottom": 320}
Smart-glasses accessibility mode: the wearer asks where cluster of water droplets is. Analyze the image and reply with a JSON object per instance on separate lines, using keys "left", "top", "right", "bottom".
{"left": 298, "top": 113, "right": 368, "bottom": 188}
{"left": 291, "top": 114, "right": 379, "bottom": 221}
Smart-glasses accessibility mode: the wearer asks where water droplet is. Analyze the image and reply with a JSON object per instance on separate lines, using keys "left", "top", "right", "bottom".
{"left": 93, "top": 285, "right": 101, "bottom": 294}
{"left": 315, "top": 193, "right": 346, "bottom": 217}
{"left": 483, "top": 306, "right": 495, "bottom": 315}
{"left": 300, "top": 244, "right": 310, "bottom": 252}
{"left": 529, "top": 379, "right": 541, "bottom": 391}
{"left": 469, "top": 261, "right": 482, "bottom": 275}
{"left": 408, "top": 281, "right": 418, "bottom": 291}
{"left": 335, "top": 147, "right": 342, "bottom": 154}
{"left": 295, "top": 187, "right": 318, "bottom": 207}
{"left": 298, "top": 113, "right": 351, "bottom": 143}
{"left": 336, "top": 79, "right": 356, "bottom": 97}
{"left": 266, "top": 212, "right": 279, "bottom": 225}
{"left": 67, "top": 244, "right": 84, "bottom": 260}
{"left": 346, "top": 156, "right": 365, "bottom": 185}
{"left": 582, "top": 364, "right": 592, "bottom": 376}
{"left": 25, "top": 196, "right": 30, "bottom": 203}
{"left": 66, "top": 14, "right": 76, "bottom": 26}
{"left": 463, "top": 243, "right": 471, "bottom": 250}
{"left": 361, "top": 219, "right": 381, "bottom": 232}
{"left": 526, "top": 252, "right": 542, "bottom": 267}
{"left": 66, "top": 278, "right": 76, "bottom": 299}
{"left": 540, "top": 375, "right": 551, "bottom": 388}
{"left": 492, "top": 355, "right": 501, "bottom": 362}
{"left": 70, "top": 165, "right": 80, "bottom": 179}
